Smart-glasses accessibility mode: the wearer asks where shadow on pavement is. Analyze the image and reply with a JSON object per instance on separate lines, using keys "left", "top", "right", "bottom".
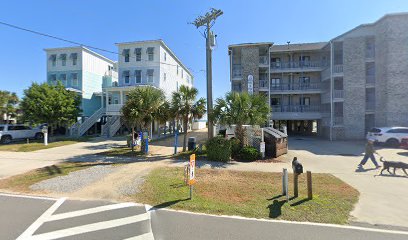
{"left": 355, "top": 167, "right": 379, "bottom": 173}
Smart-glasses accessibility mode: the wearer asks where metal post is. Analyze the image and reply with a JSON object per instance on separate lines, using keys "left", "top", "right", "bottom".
{"left": 307, "top": 171, "right": 313, "bottom": 199}
{"left": 330, "top": 41, "right": 334, "bottom": 141}
{"left": 293, "top": 173, "right": 299, "bottom": 198}
{"left": 174, "top": 130, "right": 178, "bottom": 154}
{"left": 282, "top": 168, "right": 289, "bottom": 202}
{"left": 190, "top": 185, "right": 193, "bottom": 200}
{"left": 44, "top": 132, "right": 48, "bottom": 146}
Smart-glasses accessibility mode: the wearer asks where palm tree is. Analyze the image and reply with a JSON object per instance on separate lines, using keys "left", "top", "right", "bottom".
{"left": 155, "top": 100, "right": 172, "bottom": 136}
{"left": 211, "top": 92, "right": 270, "bottom": 146}
{"left": 121, "top": 86, "right": 165, "bottom": 152}
{"left": 171, "top": 85, "right": 206, "bottom": 152}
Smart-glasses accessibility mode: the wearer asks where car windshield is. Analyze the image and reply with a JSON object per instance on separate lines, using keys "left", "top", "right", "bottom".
{"left": 0, "top": 126, "right": 4, "bottom": 131}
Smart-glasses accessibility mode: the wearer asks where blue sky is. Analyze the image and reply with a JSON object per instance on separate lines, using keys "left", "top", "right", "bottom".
{"left": 1, "top": 0, "right": 408, "bottom": 100}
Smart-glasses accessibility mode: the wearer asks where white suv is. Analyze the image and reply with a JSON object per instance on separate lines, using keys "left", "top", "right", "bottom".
{"left": 366, "top": 127, "right": 408, "bottom": 147}
{"left": 0, "top": 125, "right": 44, "bottom": 144}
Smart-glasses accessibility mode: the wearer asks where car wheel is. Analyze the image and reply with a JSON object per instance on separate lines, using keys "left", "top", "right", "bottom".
{"left": 386, "top": 138, "right": 399, "bottom": 147}
{"left": 1, "top": 135, "right": 12, "bottom": 144}
{"left": 35, "top": 132, "right": 44, "bottom": 140}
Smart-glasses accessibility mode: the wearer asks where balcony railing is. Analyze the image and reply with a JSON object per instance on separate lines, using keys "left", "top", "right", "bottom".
{"left": 271, "top": 105, "right": 320, "bottom": 113}
{"left": 271, "top": 61, "right": 327, "bottom": 71}
{"left": 322, "top": 64, "right": 344, "bottom": 80}
{"left": 232, "top": 85, "right": 242, "bottom": 92}
{"left": 259, "top": 56, "right": 268, "bottom": 65}
{"left": 106, "top": 104, "right": 124, "bottom": 113}
{"left": 334, "top": 90, "right": 344, "bottom": 99}
{"left": 270, "top": 82, "right": 321, "bottom": 91}
{"left": 232, "top": 65, "right": 242, "bottom": 78}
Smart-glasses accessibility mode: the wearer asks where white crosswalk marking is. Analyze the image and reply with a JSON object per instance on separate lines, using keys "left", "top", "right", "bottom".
{"left": 46, "top": 202, "right": 137, "bottom": 221}
{"left": 29, "top": 213, "right": 150, "bottom": 240}
{"left": 123, "top": 232, "right": 155, "bottom": 240}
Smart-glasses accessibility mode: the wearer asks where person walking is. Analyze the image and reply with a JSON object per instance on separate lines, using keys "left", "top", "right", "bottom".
{"left": 358, "top": 139, "right": 381, "bottom": 168}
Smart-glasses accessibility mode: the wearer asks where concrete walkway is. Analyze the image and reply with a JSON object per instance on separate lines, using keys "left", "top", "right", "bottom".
{"left": 0, "top": 138, "right": 124, "bottom": 179}
{"left": 170, "top": 137, "right": 408, "bottom": 229}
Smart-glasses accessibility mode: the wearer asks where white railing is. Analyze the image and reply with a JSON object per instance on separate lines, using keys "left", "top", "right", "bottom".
{"left": 271, "top": 105, "right": 320, "bottom": 113}
{"left": 259, "top": 80, "right": 268, "bottom": 88}
{"left": 333, "top": 64, "right": 343, "bottom": 74}
{"left": 322, "top": 64, "right": 343, "bottom": 80}
{"left": 270, "top": 82, "right": 321, "bottom": 91}
{"left": 259, "top": 56, "right": 268, "bottom": 65}
{"left": 106, "top": 104, "right": 124, "bottom": 113}
{"left": 78, "top": 107, "right": 106, "bottom": 136}
{"left": 109, "top": 116, "right": 121, "bottom": 137}
{"left": 271, "top": 61, "right": 327, "bottom": 71}
{"left": 105, "top": 70, "right": 118, "bottom": 79}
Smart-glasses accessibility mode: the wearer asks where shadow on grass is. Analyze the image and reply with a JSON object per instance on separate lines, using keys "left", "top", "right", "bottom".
{"left": 290, "top": 198, "right": 311, "bottom": 207}
{"left": 267, "top": 199, "right": 286, "bottom": 218}
{"left": 153, "top": 198, "right": 190, "bottom": 209}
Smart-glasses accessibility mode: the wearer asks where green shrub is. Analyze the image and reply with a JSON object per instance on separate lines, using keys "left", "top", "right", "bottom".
{"left": 238, "top": 146, "right": 260, "bottom": 162}
{"left": 230, "top": 138, "right": 241, "bottom": 158}
{"left": 206, "top": 136, "right": 231, "bottom": 162}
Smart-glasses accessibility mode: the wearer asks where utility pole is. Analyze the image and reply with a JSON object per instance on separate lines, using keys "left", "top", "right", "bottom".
{"left": 192, "top": 8, "right": 223, "bottom": 139}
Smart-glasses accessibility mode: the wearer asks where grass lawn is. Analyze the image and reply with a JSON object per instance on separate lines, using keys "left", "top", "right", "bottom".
{"left": 0, "top": 162, "right": 102, "bottom": 192}
{"left": 0, "top": 137, "right": 92, "bottom": 152}
{"left": 134, "top": 167, "right": 359, "bottom": 224}
{"left": 97, "top": 146, "right": 145, "bottom": 157}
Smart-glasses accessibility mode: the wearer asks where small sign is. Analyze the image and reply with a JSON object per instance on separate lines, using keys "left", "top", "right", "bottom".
{"left": 143, "top": 132, "right": 148, "bottom": 140}
{"left": 188, "top": 154, "right": 196, "bottom": 185}
{"left": 260, "top": 142, "right": 265, "bottom": 153}
{"left": 247, "top": 75, "right": 254, "bottom": 95}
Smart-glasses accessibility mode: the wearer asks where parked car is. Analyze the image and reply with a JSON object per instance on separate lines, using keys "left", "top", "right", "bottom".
{"left": 366, "top": 127, "right": 408, "bottom": 147}
{"left": 0, "top": 124, "right": 44, "bottom": 144}
{"left": 400, "top": 138, "right": 408, "bottom": 149}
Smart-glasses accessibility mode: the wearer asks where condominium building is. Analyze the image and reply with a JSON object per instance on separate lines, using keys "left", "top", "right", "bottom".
{"left": 229, "top": 13, "right": 408, "bottom": 139}
{"left": 45, "top": 40, "right": 193, "bottom": 137}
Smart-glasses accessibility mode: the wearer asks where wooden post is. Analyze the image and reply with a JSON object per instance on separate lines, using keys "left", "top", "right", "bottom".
{"left": 307, "top": 171, "right": 313, "bottom": 199}
{"left": 293, "top": 173, "right": 299, "bottom": 198}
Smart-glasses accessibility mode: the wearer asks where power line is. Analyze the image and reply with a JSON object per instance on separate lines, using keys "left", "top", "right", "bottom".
{"left": 0, "top": 20, "right": 199, "bottom": 73}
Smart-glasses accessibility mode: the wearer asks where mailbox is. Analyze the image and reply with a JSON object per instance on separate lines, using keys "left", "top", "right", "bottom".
{"left": 41, "top": 126, "right": 48, "bottom": 134}
{"left": 292, "top": 157, "right": 303, "bottom": 175}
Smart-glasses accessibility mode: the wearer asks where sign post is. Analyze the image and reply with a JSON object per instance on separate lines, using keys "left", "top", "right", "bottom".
{"left": 189, "top": 154, "right": 196, "bottom": 199}
{"left": 174, "top": 129, "right": 178, "bottom": 154}
{"left": 143, "top": 131, "right": 149, "bottom": 153}
{"left": 42, "top": 126, "right": 48, "bottom": 146}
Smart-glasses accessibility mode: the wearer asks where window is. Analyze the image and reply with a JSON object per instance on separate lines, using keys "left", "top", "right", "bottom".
{"left": 147, "top": 47, "right": 154, "bottom": 61}
{"left": 50, "top": 54, "right": 57, "bottom": 67}
{"left": 124, "top": 70, "right": 130, "bottom": 84}
{"left": 71, "top": 73, "right": 78, "bottom": 87}
{"left": 147, "top": 69, "right": 154, "bottom": 83}
{"left": 181, "top": 69, "right": 184, "bottom": 78}
{"left": 135, "top": 70, "right": 142, "bottom": 83}
{"left": 0, "top": 126, "right": 3, "bottom": 131}
{"left": 49, "top": 74, "right": 57, "bottom": 85}
{"left": 271, "top": 78, "right": 281, "bottom": 89}
{"left": 177, "top": 65, "right": 179, "bottom": 75}
{"left": 60, "top": 54, "right": 67, "bottom": 66}
{"left": 123, "top": 49, "right": 130, "bottom": 62}
{"left": 60, "top": 74, "right": 67, "bottom": 85}
{"left": 387, "top": 128, "right": 408, "bottom": 133}
{"left": 163, "top": 72, "right": 167, "bottom": 81}
{"left": 164, "top": 52, "right": 167, "bottom": 61}
{"left": 135, "top": 48, "right": 141, "bottom": 61}
{"left": 271, "top": 58, "right": 281, "bottom": 68}
{"left": 299, "top": 77, "right": 310, "bottom": 88}
{"left": 71, "top": 53, "right": 78, "bottom": 66}
{"left": 271, "top": 97, "right": 281, "bottom": 106}
{"left": 299, "top": 56, "right": 311, "bottom": 66}
{"left": 113, "top": 97, "right": 119, "bottom": 104}
{"left": 9, "top": 125, "right": 30, "bottom": 131}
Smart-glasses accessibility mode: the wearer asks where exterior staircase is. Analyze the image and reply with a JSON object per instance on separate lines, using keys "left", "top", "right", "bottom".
{"left": 101, "top": 115, "right": 121, "bottom": 138}
{"left": 70, "top": 107, "right": 106, "bottom": 137}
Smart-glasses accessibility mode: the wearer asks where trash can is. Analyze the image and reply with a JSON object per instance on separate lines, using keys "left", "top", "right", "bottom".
{"left": 188, "top": 137, "right": 197, "bottom": 151}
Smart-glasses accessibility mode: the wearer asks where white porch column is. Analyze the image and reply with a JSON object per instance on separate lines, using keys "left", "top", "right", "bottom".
{"left": 120, "top": 90, "right": 124, "bottom": 104}
{"left": 101, "top": 90, "right": 105, "bottom": 108}
{"left": 105, "top": 89, "right": 109, "bottom": 109}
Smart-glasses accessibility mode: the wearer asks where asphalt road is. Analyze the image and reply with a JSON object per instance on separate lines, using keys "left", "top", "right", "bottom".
{"left": 1, "top": 193, "right": 408, "bottom": 240}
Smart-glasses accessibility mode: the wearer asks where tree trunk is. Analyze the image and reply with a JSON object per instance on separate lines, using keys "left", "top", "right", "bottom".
{"left": 131, "top": 127, "right": 135, "bottom": 152}
{"left": 235, "top": 124, "right": 245, "bottom": 147}
{"left": 182, "top": 116, "right": 188, "bottom": 152}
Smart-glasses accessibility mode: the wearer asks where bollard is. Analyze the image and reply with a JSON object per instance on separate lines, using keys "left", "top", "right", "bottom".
{"left": 293, "top": 173, "right": 299, "bottom": 198}
{"left": 174, "top": 130, "right": 178, "bottom": 154}
{"left": 307, "top": 171, "right": 313, "bottom": 199}
{"left": 282, "top": 168, "right": 289, "bottom": 202}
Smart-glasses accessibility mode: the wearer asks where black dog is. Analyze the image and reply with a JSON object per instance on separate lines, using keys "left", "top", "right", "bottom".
{"left": 292, "top": 157, "right": 303, "bottom": 174}
{"left": 380, "top": 157, "right": 408, "bottom": 176}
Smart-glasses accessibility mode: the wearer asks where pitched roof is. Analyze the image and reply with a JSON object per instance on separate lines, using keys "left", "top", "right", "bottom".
{"left": 270, "top": 42, "right": 328, "bottom": 53}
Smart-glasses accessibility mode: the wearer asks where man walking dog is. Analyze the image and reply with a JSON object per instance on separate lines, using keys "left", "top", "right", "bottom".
{"left": 358, "top": 139, "right": 381, "bottom": 168}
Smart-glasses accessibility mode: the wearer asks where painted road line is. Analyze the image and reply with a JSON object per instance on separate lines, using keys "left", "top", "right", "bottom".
{"left": 150, "top": 207, "right": 408, "bottom": 236}
{"left": 46, "top": 202, "right": 138, "bottom": 221}
{"left": 0, "top": 192, "right": 56, "bottom": 201}
{"left": 16, "top": 197, "right": 66, "bottom": 240}
{"left": 29, "top": 213, "right": 150, "bottom": 240}
{"left": 123, "top": 232, "right": 155, "bottom": 240}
